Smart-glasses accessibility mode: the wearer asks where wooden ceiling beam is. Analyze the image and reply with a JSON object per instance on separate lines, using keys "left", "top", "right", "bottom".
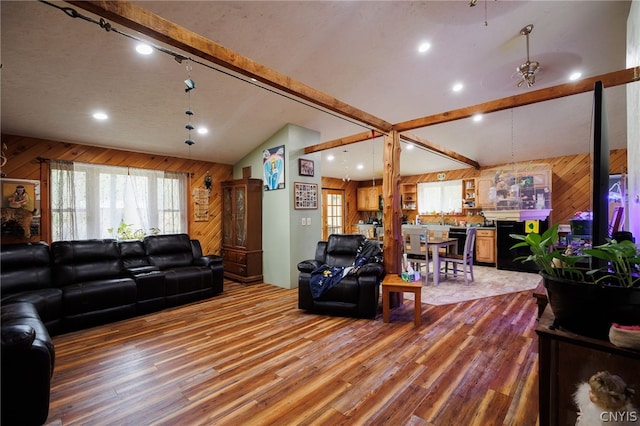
{"left": 306, "top": 67, "right": 638, "bottom": 166}
{"left": 400, "top": 132, "right": 480, "bottom": 169}
{"left": 66, "top": 1, "right": 393, "bottom": 134}
{"left": 393, "top": 67, "right": 640, "bottom": 132}
{"left": 303, "top": 131, "right": 383, "bottom": 154}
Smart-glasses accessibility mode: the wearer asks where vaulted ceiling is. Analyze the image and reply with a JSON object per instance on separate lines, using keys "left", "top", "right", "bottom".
{"left": 1, "top": 1, "right": 636, "bottom": 180}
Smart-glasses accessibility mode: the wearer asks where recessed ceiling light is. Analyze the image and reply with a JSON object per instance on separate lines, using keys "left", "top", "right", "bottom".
{"left": 472, "top": 114, "right": 483, "bottom": 122}
{"left": 327, "top": 154, "right": 335, "bottom": 161}
{"left": 135, "top": 43, "right": 153, "bottom": 55}
{"left": 93, "top": 112, "right": 108, "bottom": 120}
{"left": 406, "top": 144, "right": 414, "bottom": 150}
{"left": 452, "top": 82, "right": 464, "bottom": 92}
{"left": 197, "top": 127, "right": 208, "bottom": 135}
{"left": 569, "top": 71, "right": 582, "bottom": 81}
{"left": 418, "top": 42, "right": 431, "bottom": 53}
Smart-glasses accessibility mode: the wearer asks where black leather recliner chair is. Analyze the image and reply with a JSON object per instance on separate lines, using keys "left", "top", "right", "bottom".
{"left": 297, "top": 234, "right": 384, "bottom": 318}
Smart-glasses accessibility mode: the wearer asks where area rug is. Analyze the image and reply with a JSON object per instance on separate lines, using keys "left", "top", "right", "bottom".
{"left": 403, "top": 265, "right": 542, "bottom": 306}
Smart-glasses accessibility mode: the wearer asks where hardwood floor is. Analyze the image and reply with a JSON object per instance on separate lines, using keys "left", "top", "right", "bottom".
{"left": 45, "top": 280, "right": 540, "bottom": 425}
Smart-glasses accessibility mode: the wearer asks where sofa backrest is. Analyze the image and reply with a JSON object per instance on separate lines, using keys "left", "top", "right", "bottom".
{"left": 119, "top": 240, "right": 151, "bottom": 269}
{"left": 50, "top": 239, "right": 123, "bottom": 285}
{"left": 143, "top": 234, "right": 194, "bottom": 270}
{"left": 325, "top": 234, "right": 366, "bottom": 267}
{"left": 0, "top": 242, "right": 51, "bottom": 294}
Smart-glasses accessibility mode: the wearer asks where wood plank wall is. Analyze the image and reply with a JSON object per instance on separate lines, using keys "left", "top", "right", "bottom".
{"left": 1, "top": 134, "right": 233, "bottom": 255}
{"left": 341, "top": 149, "right": 627, "bottom": 227}
{"left": 2, "top": 132, "right": 626, "bottom": 250}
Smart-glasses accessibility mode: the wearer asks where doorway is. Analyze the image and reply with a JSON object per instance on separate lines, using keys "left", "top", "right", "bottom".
{"left": 322, "top": 188, "right": 344, "bottom": 240}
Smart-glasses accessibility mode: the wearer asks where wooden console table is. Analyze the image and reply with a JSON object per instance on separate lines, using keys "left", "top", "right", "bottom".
{"left": 536, "top": 307, "right": 640, "bottom": 426}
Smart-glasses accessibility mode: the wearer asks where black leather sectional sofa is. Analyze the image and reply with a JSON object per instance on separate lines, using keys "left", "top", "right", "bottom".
{"left": 0, "top": 234, "right": 223, "bottom": 426}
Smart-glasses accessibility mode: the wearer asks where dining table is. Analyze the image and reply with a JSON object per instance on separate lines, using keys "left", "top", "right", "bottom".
{"left": 406, "top": 237, "right": 459, "bottom": 286}
{"left": 427, "top": 237, "right": 458, "bottom": 286}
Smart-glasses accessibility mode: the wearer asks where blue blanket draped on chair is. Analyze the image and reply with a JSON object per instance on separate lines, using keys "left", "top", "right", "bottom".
{"left": 309, "top": 240, "right": 382, "bottom": 299}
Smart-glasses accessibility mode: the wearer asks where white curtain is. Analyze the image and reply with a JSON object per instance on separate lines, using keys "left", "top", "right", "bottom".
{"left": 50, "top": 159, "right": 78, "bottom": 240}
{"left": 50, "top": 161, "right": 188, "bottom": 241}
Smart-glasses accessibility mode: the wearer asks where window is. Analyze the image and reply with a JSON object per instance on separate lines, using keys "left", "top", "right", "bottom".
{"left": 50, "top": 161, "right": 187, "bottom": 241}
{"left": 417, "top": 180, "right": 463, "bottom": 215}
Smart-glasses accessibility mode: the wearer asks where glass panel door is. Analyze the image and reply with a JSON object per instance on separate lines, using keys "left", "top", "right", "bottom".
{"left": 235, "top": 186, "right": 246, "bottom": 247}
{"left": 323, "top": 188, "right": 344, "bottom": 240}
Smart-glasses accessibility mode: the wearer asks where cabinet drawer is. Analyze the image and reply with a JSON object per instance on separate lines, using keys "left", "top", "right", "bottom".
{"left": 477, "top": 229, "right": 495, "bottom": 237}
{"left": 225, "top": 261, "right": 248, "bottom": 276}
{"left": 223, "top": 250, "right": 247, "bottom": 265}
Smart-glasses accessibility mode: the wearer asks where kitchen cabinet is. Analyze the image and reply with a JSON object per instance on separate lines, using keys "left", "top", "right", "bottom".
{"left": 221, "top": 178, "right": 263, "bottom": 284}
{"left": 401, "top": 183, "right": 417, "bottom": 210}
{"left": 475, "top": 228, "right": 496, "bottom": 264}
{"left": 357, "top": 186, "right": 381, "bottom": 211}
{"left": 462, "top": 178, "right": 480, "bottom": 214}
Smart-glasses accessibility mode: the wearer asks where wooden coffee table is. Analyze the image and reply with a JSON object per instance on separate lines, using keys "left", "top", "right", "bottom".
{"left": 381, "top": 274, "right": 422, "bottom": 326}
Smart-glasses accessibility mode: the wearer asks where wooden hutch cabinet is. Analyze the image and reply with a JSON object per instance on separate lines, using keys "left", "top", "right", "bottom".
{"left": 221, "top": 178, "right": 263, "bottom": 284}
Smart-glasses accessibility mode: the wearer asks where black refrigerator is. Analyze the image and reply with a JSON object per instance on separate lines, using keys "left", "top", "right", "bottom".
{"left": 496, "top": 220, "right": 549, "bottom": 273}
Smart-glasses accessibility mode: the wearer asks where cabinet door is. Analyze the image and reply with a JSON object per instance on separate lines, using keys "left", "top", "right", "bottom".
{"left": 222, "top": 186, "right": 233, "bottom": 246}
{"left": 357, "top": 188, "right": 368, "bottom": 211}
{"left": 234, "top": 185, "right": 247, "bottom": 248}
{"left": 476, "top": 177, "right": 494, "bottom": 208}
{"left": 476, "top": 233, "right": 496, "bottom": 263}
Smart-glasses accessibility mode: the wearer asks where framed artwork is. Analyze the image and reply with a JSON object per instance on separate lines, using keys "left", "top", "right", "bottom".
{"left": 294, "top": 182, "right": 318, "bottom": 210}
{"left": 1, "top": 178, "right": 41, "bottom": 239}
{"left": 298, "top": 158, "right": 314, "bottom": 177}
{"left": 263, "top": 145, "right": 285, "bottom": 191}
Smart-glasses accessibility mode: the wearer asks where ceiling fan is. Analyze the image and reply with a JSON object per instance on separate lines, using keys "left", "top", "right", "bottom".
{"left": 516, "top": 24, "right": 540, "bottom": 88}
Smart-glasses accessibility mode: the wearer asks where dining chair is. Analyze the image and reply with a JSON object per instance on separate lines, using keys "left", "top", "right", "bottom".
{"left": 402, "top": 228, "right": 430, "bottom": 285}
{"left": 440, "top": 227, "right": 477, "bottom": 285}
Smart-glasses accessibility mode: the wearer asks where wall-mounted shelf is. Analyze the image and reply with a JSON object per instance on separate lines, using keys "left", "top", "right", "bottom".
{"left": 462, "top": 178, "right": 480, "bottom": 213}
{"left": 401, "top": 183, "right": 417, "bottom": 210}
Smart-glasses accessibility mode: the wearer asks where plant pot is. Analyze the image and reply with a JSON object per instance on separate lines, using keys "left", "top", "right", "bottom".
{"left": 542, "top": 272, "right": 640, "bottom": 340}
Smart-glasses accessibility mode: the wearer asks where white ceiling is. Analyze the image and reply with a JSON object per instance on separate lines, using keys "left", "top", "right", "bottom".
{"left": 1, "top": 1, "right": 635, "bottom": 181}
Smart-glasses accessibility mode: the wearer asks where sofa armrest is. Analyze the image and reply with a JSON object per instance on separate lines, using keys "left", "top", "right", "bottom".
{"left": 124, "top": 265, "right": 161, "bottom": 276}
{"left": 193, "top": 255, "right": 223, "bottom": 268}
{"left": 297, "top": 260, "right": 322, "bottom": 273}
{"left": 355, "top": 262, "right": 384, "bottom": 277}
{"left": 1, "top": 324, "right": 36, "bottom": 351}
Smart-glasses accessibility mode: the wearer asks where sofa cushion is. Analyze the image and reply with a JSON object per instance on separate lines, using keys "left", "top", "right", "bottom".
{"left": 51, "top": 239, "right": 123, "bottom": 285}
{"left": 144, "top": 234, "right": 194, "bottom": 269}
{"left": 317, "top": 275, "right": 359, "bottom": 303}
{"left": 1, "top": 288, "right": 62, "bottom": 325}
{"left": 1, "top": 242, "right": 51, "bottom": 294}
{"left": 119, "top": 240, "right": 153, "bottom": 269}
{"left": 325, "top": 234, "right": 366, "bottom": 267}
{"left": 62, "top": 278, "right": 137, "bottom": 316}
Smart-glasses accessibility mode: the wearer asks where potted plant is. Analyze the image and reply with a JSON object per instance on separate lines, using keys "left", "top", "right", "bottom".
{"left": 510, "top": 223, "right": 640, "bottom": 340}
